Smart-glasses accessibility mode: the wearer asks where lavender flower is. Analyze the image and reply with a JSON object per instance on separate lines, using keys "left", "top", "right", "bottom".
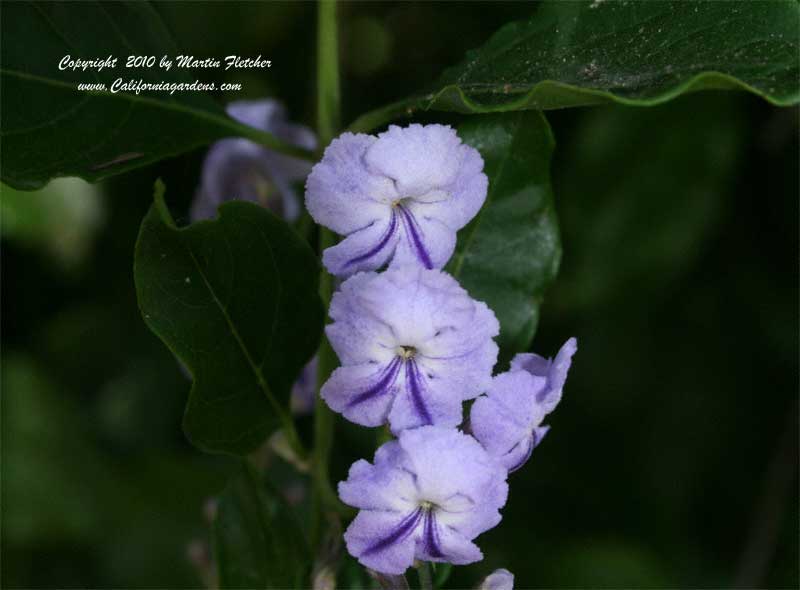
{"left": 470, "top": 338, "right": 577, "bottom": 472}
{"left": 321, "top": 267, "right": 499, "bottom": 433}
{"left": 339, "top": 426, "right": 508, "bottom": 575}
{"left": 305, "top": 124, "right": 488, "bottom": 277}
{"left": 191, "top": 99, "right": 316, "bottom": 222}
{"left": 478, "top": 569, "right": 515, "bottom": 590}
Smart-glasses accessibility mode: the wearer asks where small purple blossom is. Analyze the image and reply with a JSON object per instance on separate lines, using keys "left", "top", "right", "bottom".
{"left": 321, "top": 267, "right": 499, "bottom": 433}
{"left": 191, "top": 99, "right": 316, "bottom": 222}
{"left": 339, "top": 426, "right": 508, "bottom": 575}
{"left": 305, "top": 124, "right": 488, "bottom": 277}
{"left": 470, "top": 338, "right": 577, "bottom": 472}
{"left": 478, "top": 569, "right": 515, "bottom": 590}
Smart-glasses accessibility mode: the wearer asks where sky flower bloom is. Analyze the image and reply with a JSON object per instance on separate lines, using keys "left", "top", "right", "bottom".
{"left": 321, "top": 267, "right": 499, "bottom": 433}
{"left": 191, "top": 99, "right": 316, "bottom": 222}
{"left": 470, "top": 338, "right": 577, "bottom": 472}
{"left": 340, "top": 426, "right": 508, "bottom": 575}
{"left": 305, "top": 124, "right": 488, "bottom": 277}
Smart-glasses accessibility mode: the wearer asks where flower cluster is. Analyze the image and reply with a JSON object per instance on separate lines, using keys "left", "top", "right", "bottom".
{"left": 306, "top": 124, "right": 577, "bottom": 580}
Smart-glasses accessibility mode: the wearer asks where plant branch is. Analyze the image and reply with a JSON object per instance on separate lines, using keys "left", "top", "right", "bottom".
{"left": 311, "top": 0, "right": 342, "bottom": 551}
{"left": 316, "top": 0, "right": 340, "bottom": 146}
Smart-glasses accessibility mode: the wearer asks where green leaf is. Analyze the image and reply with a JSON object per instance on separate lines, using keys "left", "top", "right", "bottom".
{"left": 350, "top": 0, "right": 799, "bottom": 131}
{"left": 447, "top": 111, "right": 559, "bottom": 360}
{"left": 214, "top": 462, "right": 310, "bottom": 589}
{"left": 0, "top": 1, "right": 311, "bottom": 190}
{"left": 134, "top": 181, "right": 323, "bottom": 455}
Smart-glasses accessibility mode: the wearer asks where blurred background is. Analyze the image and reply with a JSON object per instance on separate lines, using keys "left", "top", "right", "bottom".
{"left": 2, "top": 2, "right": 797, "bottom": 588}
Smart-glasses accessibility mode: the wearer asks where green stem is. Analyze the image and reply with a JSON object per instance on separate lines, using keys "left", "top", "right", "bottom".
{"left": 311, "top": 0, "right": 341, "bottom": 550}
{"left": 311, "top": 231, "right": 339, "bottom": 543}
{"left": 316, "top": 0, "right": 341, "bottom": 147}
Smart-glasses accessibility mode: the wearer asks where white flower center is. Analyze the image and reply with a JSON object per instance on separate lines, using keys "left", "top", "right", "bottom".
{"left": 419, "top": 500, "right": 437, "bottom": 512}
{"left": 397, "top": 345, "right": 417, "bottom": 360}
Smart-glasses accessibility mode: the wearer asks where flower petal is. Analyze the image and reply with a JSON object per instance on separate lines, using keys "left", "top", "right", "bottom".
{"left": 322, "top": 214, "right": 400, "bottom": 277}
{"left": 365, "top": 124, "right": 465, "bottom": 196}
{"left": 510, "top": 337, "right": 577, "bottom": 414}
{"left": 321, "top": 360, "right": 402, "bottom": 427}
{"left": 399, "top": 427, "right": 508, "bottom": 513}
{"left": 191, "top": 139, "right": 271, "bottom": 221}
{"left": 389, "top": 207, "right": 456, "bottom": 271}
{"left": 504, "top": 434, "right": 535, "bottom": 473}
{"left": 417, "top": 513, "right": 483, "bottom": 565}
{"left": 226, "top": 99, "right": 284, "bottom": 130}
{"left": 412, "top": 146, "right": 488, "bottom": 230}
{"left": 479, "top": 569, "right": 515, "bottom": 590}
{"left": 419, "top": 297, "right": 499, "bottom": 363}
{"left": 339, "top": 443, "right": 417, "bottom": 512}
{"left": 226, "top": 98, "right": 316, "bottom": 156}
{"left": 189, "top": 187, "right": 220, "bottom": 223}
{"left": 387, "top": 362, "right": 463, "bottom": 433}
{"left": 305, "top": 133, "right": 397, "bottom": 235}
{"left": 470, "top": 371, "right": 545, "bottom": 459}
{"left": 422, "top": 344, "right": 498, "bottom": 404}
{"left": 549, "top": 337, "right": 578, "bottom": 395}
{"left": 344, "top": 509, "right": 422, "bottom": 575}
{"left": 436, "top": 481, "right": 506, "bottom": 540}
{"left": 326, "top": 273, "right": 400, "bottom": 365}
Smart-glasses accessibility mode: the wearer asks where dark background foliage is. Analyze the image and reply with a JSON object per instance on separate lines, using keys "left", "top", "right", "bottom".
{"left": 2, "top": 2, "right": 797, "bottom": 588}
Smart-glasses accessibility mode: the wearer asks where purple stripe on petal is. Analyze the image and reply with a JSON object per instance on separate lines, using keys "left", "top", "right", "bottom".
{"left": 422, "top": 511, "right": 445, "bottom": 558}
{"left": 363, "top": 508, "right": 423, "bottom": 556}
{"left": 344, "top": 211, "right": 399, "bottom": 269}
{"left": 398, "top": 206, "right": 434, "bottom": 269}
{"left": 347, "top": 358, "right": 403, "bottom": 408}
{"left": 406, "top": 361, "right": 433, "bottom": 425}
